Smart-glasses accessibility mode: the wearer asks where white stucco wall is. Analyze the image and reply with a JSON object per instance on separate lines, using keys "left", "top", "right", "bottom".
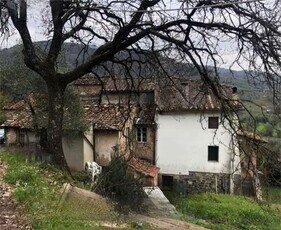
{"left": 156, "top": 112, "right": 236, "bottom": 175}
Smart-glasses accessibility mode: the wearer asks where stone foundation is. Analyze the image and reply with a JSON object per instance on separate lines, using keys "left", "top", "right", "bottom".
{"left": 159, "top": 171, "right": 239, "bottom": 194}
{"left": 185, "top": 172, "right": 231, "bottom": 194}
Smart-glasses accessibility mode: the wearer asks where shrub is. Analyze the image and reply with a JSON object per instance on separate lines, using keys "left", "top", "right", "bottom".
{"left": 93, "top": 155, "right": 146, "bottom": 213}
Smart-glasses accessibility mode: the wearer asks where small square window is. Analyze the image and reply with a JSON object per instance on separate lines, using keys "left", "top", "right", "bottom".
{"left": 208, "top": 117, "right": 219, "bottom": 129}
{"left": 208, "top": 146, "right": 219, "bottom": 162}
{"left": 136, "top": 127, "right": 147, "bottom": 143}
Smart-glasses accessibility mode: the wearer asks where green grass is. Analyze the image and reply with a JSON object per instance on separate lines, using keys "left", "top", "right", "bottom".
{"left": 177, "top": 193, "right": 281, "bottom": 230}
{"left": 0, "top": 152, "right": 69, "bottom": 226}
{"left": 263, "top": 186, "right": 281, "bottom": 205}
{"left": 0, "top": 152, "right": 157, "bottom": 229}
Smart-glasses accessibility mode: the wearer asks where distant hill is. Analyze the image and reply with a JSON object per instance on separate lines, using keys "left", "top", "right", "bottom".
{"left": 0, "top": 41, "right": 268, "bottom": 96}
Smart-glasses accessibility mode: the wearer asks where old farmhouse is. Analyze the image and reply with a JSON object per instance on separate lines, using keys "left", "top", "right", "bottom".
{"left": 1, "top": 75, "right": 244, "bottom": 193}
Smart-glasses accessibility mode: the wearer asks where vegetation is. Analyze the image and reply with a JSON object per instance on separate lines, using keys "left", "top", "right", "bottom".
{"left": 263, "top": 186, "right": 281, "bottom": 205}
{"left": 94, "top": 155, "right": 146, "bottom": 213}
{"left": 177, "top": 193, "right": 281, "bottom": 230}
{"left": 1, "top": 0, "right": 281, "bottom": 169}
{"left": 0, "top": 92, "right": 6, "bottom": 124}
{"left": 0, "top": 152, "right": 68, "bottom": 227}
{"left": 0, "top": 152, "right": 109, "bottom": 229}
{"left": 238, "top": 89, "right": 281, "bottom": 187}
{"left": 0, "top": 152, "right": 155, "bottom": 229}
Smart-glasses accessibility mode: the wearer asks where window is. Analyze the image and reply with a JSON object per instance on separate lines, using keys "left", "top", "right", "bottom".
{"left": 208, "top": 146, "right": 219, "bottom": 162}
{"left": 162, "top": 175, "right": 174, "bottom": 190}
{"left": 208, "top": 117, "right": 219, "bottom": 129}
{"left": 136, "top": 127, "right": 147, "bottom": 143}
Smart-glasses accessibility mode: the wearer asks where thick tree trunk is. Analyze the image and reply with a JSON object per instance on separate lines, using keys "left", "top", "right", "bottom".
{"left": 43, "top": 80, "right": 69, "bottom": 170}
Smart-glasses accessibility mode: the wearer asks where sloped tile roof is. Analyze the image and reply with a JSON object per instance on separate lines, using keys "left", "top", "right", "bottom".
{"left": 2, "top": 111, "right": 33, "bottom": 128}
{"left": 4, "top": 96, "right": 36, "bottom": 110}
{"left": 75, "top": 74, "right": 155, "bottom": 92}
{"left": 3, "top": 99, "right": 154, "bottom": 130}
{"left": 237, "top": 130, "right": 268, "bottom": 143}
{"left": 128, "top": 157, "right": 160, "bottom": 178}
{"left": 83, "top": 103, "right": 133, "bottom": 130}
{"left": 156, "top": 79, "right": 238, "bottom": 112}
{"left": 2, "top": 97, "right": 36, "bottom": 128}
{"left": 3, "top": 77, "right": 239, "bottom": 129}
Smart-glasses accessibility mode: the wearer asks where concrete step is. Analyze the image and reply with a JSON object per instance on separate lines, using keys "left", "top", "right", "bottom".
{"left": 143, "top": 187, "right": 178, "bottom": 215}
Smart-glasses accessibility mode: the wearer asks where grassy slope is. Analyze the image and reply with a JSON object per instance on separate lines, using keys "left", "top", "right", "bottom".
{"left": 177, "top": 193, "right": 281, "bottom": 230}
{"left": 0, "top": 152, "right": 132, "bottom": 229}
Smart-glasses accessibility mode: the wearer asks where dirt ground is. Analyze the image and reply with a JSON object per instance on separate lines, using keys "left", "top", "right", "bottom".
{"left": 0, "top": 158, "right": 31, "bottom": 230}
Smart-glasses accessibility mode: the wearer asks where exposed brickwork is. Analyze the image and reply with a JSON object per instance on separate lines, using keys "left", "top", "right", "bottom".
{"left": 135, "top": 127, "right": 155, "bottom": 163}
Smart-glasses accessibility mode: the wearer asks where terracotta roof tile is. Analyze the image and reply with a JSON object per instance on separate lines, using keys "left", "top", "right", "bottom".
{"left": 3, "top": 111, "right": 33, "bottom": 128}
{"left": 4, "top": 96, "right": 36, "bottom": 110}
{"left": 75, "top": 75, "right": 155, "bottom": 92}
{"left": 237, "top": 130, "right": 268, "bottom": 143}
{"left": 83, "top": 103, "right": 133, "bottom": 130}
{"left": 127, "top": 157, "right": 160, "bottom": 178}
{"left": 156, "top": 79, "right": 239, "bottom": 112}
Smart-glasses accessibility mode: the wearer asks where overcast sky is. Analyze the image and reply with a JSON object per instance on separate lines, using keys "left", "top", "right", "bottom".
{"left": 0, "top": 0, "right": 262, "bottom": 71}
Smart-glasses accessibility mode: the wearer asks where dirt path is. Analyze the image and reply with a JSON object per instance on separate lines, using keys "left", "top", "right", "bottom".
{"left": 0, "top": 158, "right": 31, "bottom": 229}
{"left": 128, "top": 214, "right": 208, "bottom": 230}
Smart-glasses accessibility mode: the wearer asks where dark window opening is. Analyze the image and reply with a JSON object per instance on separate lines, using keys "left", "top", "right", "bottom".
{"left": 208, "top": 146, "right": 219, "bottom": 162}
{"left": 162, "top": 175, "right": 174, "bottom": 190}
{"left": 208, "top": 117, "right": 219, "bottom": 129}
{"left": 136, "top": 127, "right": 147, "bottom": 143}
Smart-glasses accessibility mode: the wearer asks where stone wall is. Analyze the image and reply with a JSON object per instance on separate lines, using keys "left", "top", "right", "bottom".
{"left": 183, "top": 171, "right": 231, "bottom": 194}
{"left": 159, "top": 171, "right": 236, "bottom": 194}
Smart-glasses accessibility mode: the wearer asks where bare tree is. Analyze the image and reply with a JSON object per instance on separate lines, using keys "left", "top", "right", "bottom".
{"left": 0, "top": 0, "right": 281, "bottom": 170}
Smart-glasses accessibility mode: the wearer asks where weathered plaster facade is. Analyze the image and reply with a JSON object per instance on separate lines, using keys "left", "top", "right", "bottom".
{"left": 94, "top": 130, "right": 118, "bottom": 166}
{"left": 156, "top": 112, "right": 240, "bottom": 194}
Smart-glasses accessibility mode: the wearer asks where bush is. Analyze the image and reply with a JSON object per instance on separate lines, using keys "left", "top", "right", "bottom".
{"left": 93, "top": 155, "right": 146, "bottom": 213}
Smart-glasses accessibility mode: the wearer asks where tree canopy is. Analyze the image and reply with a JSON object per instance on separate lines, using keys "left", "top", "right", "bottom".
{"left": 0, "top": 0, "right": 281, "bottom": 168}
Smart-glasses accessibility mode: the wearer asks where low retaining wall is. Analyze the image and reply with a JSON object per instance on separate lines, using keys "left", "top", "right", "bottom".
{"left": 159, "top": 171, "right": 241, "bottom": 194}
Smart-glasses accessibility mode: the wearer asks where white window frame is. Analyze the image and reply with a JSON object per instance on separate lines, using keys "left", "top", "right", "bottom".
{"left": 136, "top": 127, "right": 147, "bottom": 143}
